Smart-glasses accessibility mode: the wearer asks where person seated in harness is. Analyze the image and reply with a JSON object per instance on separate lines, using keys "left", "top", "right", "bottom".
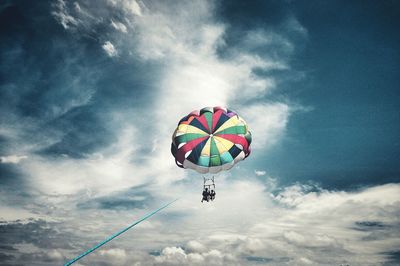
{"left": 210, "top": 189, "right": 216, "bottom": 201}
{"left": 201, "top": 188, "right": 210, "bottom": 203}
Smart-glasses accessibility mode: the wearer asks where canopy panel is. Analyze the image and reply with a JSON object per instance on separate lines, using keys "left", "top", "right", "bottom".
{"left": 171, "top": 107, "right": 252, "bottom": 174}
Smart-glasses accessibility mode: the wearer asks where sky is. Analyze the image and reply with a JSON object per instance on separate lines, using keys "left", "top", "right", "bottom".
{"left": 0, "top": 0, "right": 399, "bottom": 265}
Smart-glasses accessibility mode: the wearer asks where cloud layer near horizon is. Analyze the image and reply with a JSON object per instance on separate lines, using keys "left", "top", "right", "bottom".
{"left": 1, "top": 182, "right": 399, "bottom": 265}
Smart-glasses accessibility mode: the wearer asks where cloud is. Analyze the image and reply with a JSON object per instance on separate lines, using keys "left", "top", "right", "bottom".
{"left": 102, "top": 41, "right": 118, "bottom": 57}
{"left": 239, "top": 103, "right": 290, "bottom": 149}
{"left": 108, "top": 0, "right": 142, "bottom": 16}
{"left": 255, "top": 170, "right": 266, "bottom": 176}
{"left": 0, "top": 219, "right": 73, "bottom": 250}
{"left": 52, "top": 0, "right": 79, "bottom": 29}
{"left": 111, "top": 20, "right": 128, "bottom": 33}
{"left": 0, "top": 155, "right": 27, "bottom": 164}
{"left": 382, "top": 250, "right": 400, "bottom": 265}
{"left": 1, "top": 180, "right": 399, "bottom": 265}
{"left": 0, "top": 206, "right": 39, "bottom": 221}
{"left": 153, "top": 246, "right": 236, "bottom": 266}
{"left": 99, "top": 248, "right": 127, "bottom": 263}
{"left": 77, "top": 187, "right": 152, "bottom": 210}
{"left": 186, "top": 240, "right": 206, "bottom": 253}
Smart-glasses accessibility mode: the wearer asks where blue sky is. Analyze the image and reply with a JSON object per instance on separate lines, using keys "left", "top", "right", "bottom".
{"left": 0, "top": 0, "right": 399, "bottom": 265}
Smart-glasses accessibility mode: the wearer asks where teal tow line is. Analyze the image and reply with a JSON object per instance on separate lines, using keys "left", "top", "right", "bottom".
{"left": 64, "top": 198, "right": 179, "bottom": 266}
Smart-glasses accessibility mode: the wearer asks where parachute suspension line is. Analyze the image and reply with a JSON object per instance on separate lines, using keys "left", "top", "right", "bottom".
{"left": 203, "top": 176, "right": 215, "bottom": 190}
{"left": 64, "top": 198, "right": 179, "bottom": 266}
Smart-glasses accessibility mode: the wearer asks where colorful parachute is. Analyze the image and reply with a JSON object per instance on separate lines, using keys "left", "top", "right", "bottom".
{"left": 171, "top": 106, "right": 252, "bottom": 174}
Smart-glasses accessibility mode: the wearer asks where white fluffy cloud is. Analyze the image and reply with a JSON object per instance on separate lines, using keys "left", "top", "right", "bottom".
{"left": 111, "top": 20, "right": 128, "bottom": 33}
{"left": 240, "top": 103, "right": 290, "bottom": 150}
{"left": 22, "top": 125, "right": 152, "bottom": 196}
{"left": 108, "top": 0, "right": 142, "bottom": 16}
{"left": 0, "top": 154, "right": 27, "bottom": 164}
{"left": 102, "top": 41, "right": 118, "bottom": 57}
{"left": 255, "top": 170, "right": 266, "bottom": 176}
{"left": 99, "top": 248, "right": 127, "bottom": 263}
{"left": 154, "top": 246, "right": 236, "bottom": 266}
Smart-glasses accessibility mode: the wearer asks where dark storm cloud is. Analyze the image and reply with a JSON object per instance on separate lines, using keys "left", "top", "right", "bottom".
{"left": 149, "top": 250, "right": 161, "bottom": 256}
{"left": 245, "top": 256, "right": 274, "bottom": 263}
{"left": 0, "top": 1, "right": 104, "bottom": 157}
{"left": 0, "top": 163, "right": 24, "bottom": 186}
{"left": 0, "top": 0, "right": 158, "bottom": 161}
{"left": 0, "top": 245, "right": 17, "bottom": 251}
{"left": 97, "top": 198, "right": 146, "bottom": 210}
{"left": 353, "top": 221, "right": 387, "bottom": 231}
{"left": 382, "top": 250, "right": 400, "bottom": 266}
{"left": 0, "top": 163, "right": 34, "bottom": 210}
{"left": 0, "top": 217, "right": 134, "bottom": 265}
{"left": 0, "top": 219, "right": 73, "bottom": 249}
{"left": 2, "top": 252, "right": 62, "bottom": 266}
{"left": 0, "top": 253, "right": 15, "bottom": 262}
{"left": 78, "top": 190, "right": 153, "bottom": 210}
{"left": 38, "top": 106, "right": 114, "bottom": 158}
{"left": 0, "top": 218, "right": 85, "bottom": 265}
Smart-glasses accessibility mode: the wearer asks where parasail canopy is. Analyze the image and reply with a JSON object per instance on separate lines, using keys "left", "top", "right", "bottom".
{"left": 171, "top": 106, "right": 252, "bottom": 174}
